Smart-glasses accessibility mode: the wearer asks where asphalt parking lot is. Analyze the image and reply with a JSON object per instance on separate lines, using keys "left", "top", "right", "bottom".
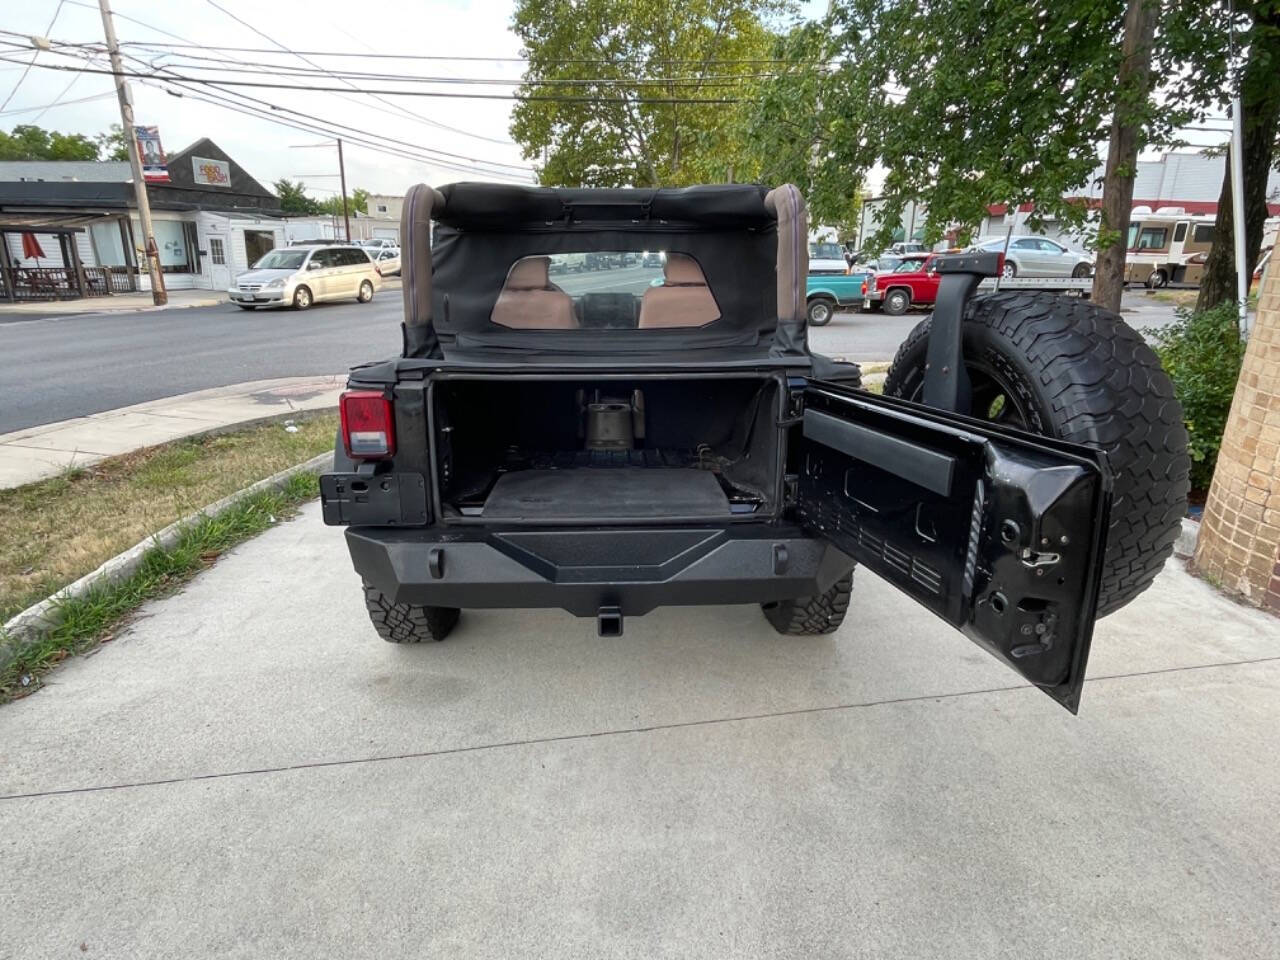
{"left": 2, "top": 502, "right": 1277, "bottom": 958}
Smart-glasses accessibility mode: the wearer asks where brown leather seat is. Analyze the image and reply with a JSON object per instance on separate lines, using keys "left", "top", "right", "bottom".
{"left": 491, "top": 256, "right": 578, "bottom": 329}
{"left": 637, "top": 253, "right": 720, "bottom": 329}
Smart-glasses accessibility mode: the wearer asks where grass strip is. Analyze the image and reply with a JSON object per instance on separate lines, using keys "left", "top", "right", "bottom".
{"left": 1, "top": 413, "right": 335, "bottom": 622}
{"left": 0, "top": 472, "right": 318, "bottom": 702}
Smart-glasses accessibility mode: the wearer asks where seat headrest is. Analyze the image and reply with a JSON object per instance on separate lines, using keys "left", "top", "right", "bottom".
{"left": 663, "top": 253, "right": 705, "bottom": 286}
{"left": 506, "top": 256, "right": 551, "bottom": 290}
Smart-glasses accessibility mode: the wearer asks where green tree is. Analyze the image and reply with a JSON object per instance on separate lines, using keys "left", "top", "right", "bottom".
{"left": 510, "top": 0, "right": 789, "bottom": 187}
{"left": 1189, "top": 1, "right": 1280, "bottom": 311}
{"left": 0, "top": 124, "right": 99, "bottom": 161}
{"left": 94, "top": 124, "right": 130, "bottom": 162}
{"left": 273, "top": 178, "right": 321, "bottom": 215}
{"left": 745, "top": 1, "right": 1238, "bottom": 262}
{"left": 317, "top": 188, "right": 369, "bottom": 217}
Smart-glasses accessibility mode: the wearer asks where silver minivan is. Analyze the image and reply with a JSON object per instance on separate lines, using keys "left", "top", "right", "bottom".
{"left": 229, "top": 244, "right": 382, "bottom": 310}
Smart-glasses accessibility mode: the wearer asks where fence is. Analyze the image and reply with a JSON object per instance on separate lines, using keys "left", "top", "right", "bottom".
{"left": 0, "top": 266, "right": 135, "bottom": 301}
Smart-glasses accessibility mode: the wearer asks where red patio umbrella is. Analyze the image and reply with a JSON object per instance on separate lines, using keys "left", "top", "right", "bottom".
{"left": 21, "top": 231, "right": 46, "bottom": 262}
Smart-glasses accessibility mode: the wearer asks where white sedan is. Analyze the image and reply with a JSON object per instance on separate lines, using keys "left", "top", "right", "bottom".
{"left": 371, "top": 247, "right": 401, "bottom": 277}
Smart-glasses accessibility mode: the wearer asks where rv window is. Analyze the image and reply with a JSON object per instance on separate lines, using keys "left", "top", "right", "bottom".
{"left": 1127, "top": 224, "right": 1139, "bottom": 249}
{"left": 1193, "top": 224, "right": 1214, "bottom": 244}
{"left": 1137, "top": 227, "right": 1168, "bottom": 250}
{"left": 1173, "top": 223, "right": 1188, "bottom": 243}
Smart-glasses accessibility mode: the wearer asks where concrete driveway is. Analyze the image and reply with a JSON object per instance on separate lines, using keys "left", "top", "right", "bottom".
{"left": 1, "top": 504, "right": 1277, "bottom": 958}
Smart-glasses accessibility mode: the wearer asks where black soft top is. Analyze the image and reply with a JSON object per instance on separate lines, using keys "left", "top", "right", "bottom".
{"left": 433, "top": 183, "right": 774, "bottom": 230}
{"left": 398, "top": 182, "right": 810, "bottom": 363}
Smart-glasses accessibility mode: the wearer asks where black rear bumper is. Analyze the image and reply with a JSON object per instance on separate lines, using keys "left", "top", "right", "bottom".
{"left": 346, "top": 525, "right": 854, "bottom": 617}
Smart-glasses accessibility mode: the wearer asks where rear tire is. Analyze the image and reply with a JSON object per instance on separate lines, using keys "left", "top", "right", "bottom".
{"left": 363, "top": 582, "right": 460, "bottom": 643}
{"left": 762, "top": 572, "right": 854, "bottom": 635}
{"left": 883, "top": 292, "right": 1189, "bottom": 617}
{"left": 1145, "top": 269, "right": 1168, "bottom": 289}
{"left": 807, "top": 296, "right": 836, "bottom": 326}
{"left": 883, "top": 288, "right": 911, "bottom": 315}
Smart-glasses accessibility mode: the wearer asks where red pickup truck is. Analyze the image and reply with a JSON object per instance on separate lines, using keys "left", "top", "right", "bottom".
{"left": 861, "top": 253, "right": 938, "bottom": 315}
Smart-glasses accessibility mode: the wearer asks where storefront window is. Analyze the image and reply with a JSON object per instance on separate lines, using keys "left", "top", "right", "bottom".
{"left": 89, "top": 221, "right": 128, "bottom": 266}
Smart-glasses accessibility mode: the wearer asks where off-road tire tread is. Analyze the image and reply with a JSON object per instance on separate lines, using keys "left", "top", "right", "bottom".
{"left": 763, "top": 573, "right": 854, "bottom": 635}
{"left": 363, "top": 582, "right": 460, "bottom": 643}
{"left": 883, "top": 292, "right": 1189, "bottom": 617}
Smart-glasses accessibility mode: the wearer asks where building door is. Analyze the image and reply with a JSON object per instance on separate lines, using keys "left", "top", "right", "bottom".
{"left": 207, "top": 235, "right": 230, "bottom": 290}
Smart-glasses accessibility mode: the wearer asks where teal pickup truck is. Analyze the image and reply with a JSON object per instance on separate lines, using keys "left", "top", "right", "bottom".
{"left": 805, "top": 268, "right": 873, "bottom": 325}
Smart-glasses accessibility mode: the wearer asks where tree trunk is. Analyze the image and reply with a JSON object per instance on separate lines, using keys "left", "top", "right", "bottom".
{"left": 1195, "top": 2, "right": 1280, "bottom": 313}
{"left": 1091, "top": 0, "right": 1159, "bottom": 313}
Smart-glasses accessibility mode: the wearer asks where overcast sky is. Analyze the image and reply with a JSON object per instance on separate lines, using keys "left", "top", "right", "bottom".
{"left": 2, "top": 0, "right": 557, "bottom": 196}
{"left": 3, "top": 1, "right": 1226, "bottom": 202}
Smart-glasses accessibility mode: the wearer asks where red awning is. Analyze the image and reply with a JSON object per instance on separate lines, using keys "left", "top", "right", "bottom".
{"left": 20, "top": 231, "right": 46, "bottom": 260}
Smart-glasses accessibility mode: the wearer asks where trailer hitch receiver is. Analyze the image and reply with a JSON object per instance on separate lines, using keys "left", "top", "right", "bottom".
{"left": 922, "top": 251, "right": 1002, "bottom": 414}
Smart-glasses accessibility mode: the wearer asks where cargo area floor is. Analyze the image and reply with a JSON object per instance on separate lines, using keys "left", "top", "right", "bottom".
{"left": 480, "top": 468, "right": 731, "bottom": 520}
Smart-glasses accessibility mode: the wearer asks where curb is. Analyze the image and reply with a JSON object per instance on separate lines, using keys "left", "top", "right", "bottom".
{"left": 1, "top": 450, "right": 333, "bottom": 659}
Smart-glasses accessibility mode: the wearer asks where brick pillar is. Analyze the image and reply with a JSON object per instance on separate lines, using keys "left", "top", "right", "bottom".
{"left": 1194, "top": 266, "right": 1280, "bottom": 610}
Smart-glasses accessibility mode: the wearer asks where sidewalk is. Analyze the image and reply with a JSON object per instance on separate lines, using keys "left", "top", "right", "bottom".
{"left": 0, "top": 288, "right": 227, "bottom": 318}
{"left": 1, "top": 503, "right": 1276, "bottom": 957}
{"left": 0, "top": 375, "right": 343, "bottom": 489}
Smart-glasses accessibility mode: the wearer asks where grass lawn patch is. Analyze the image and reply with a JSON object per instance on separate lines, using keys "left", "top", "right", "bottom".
{"left": 1, "top": 413, "right": 335, "bottom": 624}
{"left": 1144, "top": 289, "right": 1199, "bottom": 308}
{"left": 1, "top": 473, "right": 319, "bottom": 700}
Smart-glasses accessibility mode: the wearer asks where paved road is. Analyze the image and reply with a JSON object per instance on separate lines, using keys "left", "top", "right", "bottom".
{"left": 0, "top": 288, "right": 1176, "bottom": 434}
{"left": 2, "top": 503, "right": 1277, "bottom": 957}
{"left": 0, "top": 295, "right": 401, "bottom": 434}
{"left": 815, "top": 290, "right": 1178, "bottom": 362}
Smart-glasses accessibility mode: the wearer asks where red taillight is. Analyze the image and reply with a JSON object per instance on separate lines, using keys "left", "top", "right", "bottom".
{"left": 860, "top": 281, "right": 867, "bottom": 295}
{"left": 340, "top": 390, "right": 395, "bottom": 459}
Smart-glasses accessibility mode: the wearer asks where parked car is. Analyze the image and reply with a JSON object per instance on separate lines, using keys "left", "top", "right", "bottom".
{"left": 371, "top": 247, "right": 401, "bottom": 277}
{"left": 229, "top": 244, "right": 381, "bottom": 310}
{"left": 972, "top": 236, "right": 1093, "bottom": 279}
{"left": 808, "top": 241, "right": 849, "bottom": 275}
{"left": 806, "top": 266, "right": 875, "bottom": 325}
{"left": 862, "top": 253, "right": 937, "bottom": 314}
{"left": 889, "top": 241, "right": 929, "bottom": 255}
{"left": 320, "top": 182, "right": 1189, "bottom": 714}
{"left": 360, "top": 238, "right": 400, "bottom": 252}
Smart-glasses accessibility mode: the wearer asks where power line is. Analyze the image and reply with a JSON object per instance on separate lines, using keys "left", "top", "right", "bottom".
{"left": 115, "top": 51, "right": 534, "bottom": 175}
{"left": 139, "top": 77, "right": 535, "bottom": 181}
{"left": 118, "top": 38, "right": 806, "bottom": 66}
{"left": 0, "top": 54, "right": 747, "bottom": 104}
{"left": 53, "top": 3, "right": 516, "bottom": 146}
{"left": 200, "top": 0, "right": 521, "bottom": 148}
{"left": 0, "top": 0, "right": 67, "bottom": 111}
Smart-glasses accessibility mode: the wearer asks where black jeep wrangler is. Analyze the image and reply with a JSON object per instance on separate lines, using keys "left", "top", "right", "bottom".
{"left": 321, "top": 183, "right": 1188, "bottom": 713}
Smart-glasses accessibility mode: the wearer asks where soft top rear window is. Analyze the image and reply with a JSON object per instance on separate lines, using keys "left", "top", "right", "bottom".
{"left": 491, "top": 251, "right": 721, "bottom": 331}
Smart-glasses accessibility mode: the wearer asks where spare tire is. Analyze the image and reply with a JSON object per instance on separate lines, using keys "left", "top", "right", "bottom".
{"left": 883, "top": 292, "right": 1189, "bottom": 617}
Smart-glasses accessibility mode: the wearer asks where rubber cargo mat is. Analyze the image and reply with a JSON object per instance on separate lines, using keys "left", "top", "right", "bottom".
{"left": 481, "top": 468, "right": 730, "bottom": 520}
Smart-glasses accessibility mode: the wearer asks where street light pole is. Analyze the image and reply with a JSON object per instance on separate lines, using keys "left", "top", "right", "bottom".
{"left": 97, "top": 0, "right": 166, "bottom": 305}
{"left": 337, "top": 138, "right": 351, "bottom": 242}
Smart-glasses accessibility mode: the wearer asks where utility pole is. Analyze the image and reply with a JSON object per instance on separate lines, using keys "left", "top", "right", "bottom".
{"left": 337, "top": 138, "right": 351, "bottom": 242}
{"left": 98, "top": 0, "right": 166, "bottom": 305}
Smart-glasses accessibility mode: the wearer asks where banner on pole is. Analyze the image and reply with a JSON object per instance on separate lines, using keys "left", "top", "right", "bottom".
{"left": 133, "top": 125, "right": 169, "bottom": 183}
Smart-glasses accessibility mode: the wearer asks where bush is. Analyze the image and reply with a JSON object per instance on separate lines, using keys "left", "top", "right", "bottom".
{"left": 1150, "top": 302, "right": 1245, "bottom": 490}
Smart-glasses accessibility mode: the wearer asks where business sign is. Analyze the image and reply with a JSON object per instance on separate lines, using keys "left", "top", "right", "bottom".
{"left": 133, "top": 125, "right": 169, "bottom": 183}
{"left": 192, "top": 156, "right": 232, "bottom": 187}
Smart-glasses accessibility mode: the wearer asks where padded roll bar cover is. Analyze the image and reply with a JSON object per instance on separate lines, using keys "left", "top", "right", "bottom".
{"left": 401, "top": 183, "right": 446, "bottom": 358}
{"left": 764, "top": 184, "right": 809, "bottom": 356}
